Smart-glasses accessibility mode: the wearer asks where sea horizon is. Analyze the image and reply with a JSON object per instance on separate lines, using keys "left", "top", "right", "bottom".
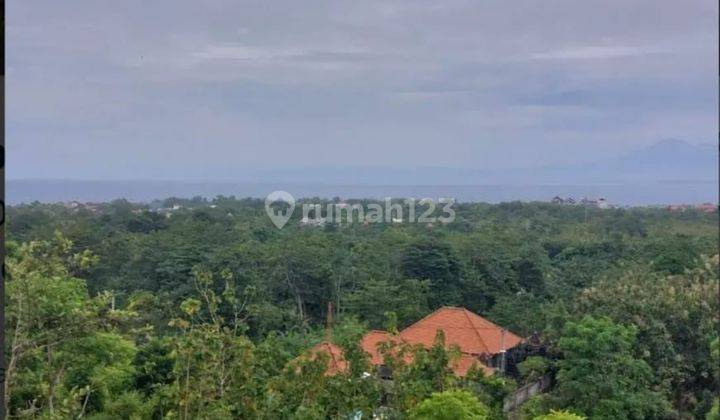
{"left": 7, "top": 179, "right": 718, "bottom": 206}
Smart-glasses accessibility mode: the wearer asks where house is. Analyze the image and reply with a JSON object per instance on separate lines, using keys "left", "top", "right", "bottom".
{"left": 551, "top": 196, "right": 576, "bottom": 205}
{"left": 399, "top": 307, "right": 522, "bottom": 355}
{"left": 393, "top": 307, "right": 522, "bottom": 376}
{"left": 696, "top": 203, "right": 717, "bottom": 213}
{"left": 362, "top": 331, "right": 404, "bottom": 366}
{"left": 301, "top": 217, "right": 327, "bottom": 227}
{"left": 596, "top": 198, "right": 610, "bottom": 209}
{"left": 666, "top": 205, "right": 687, "bottom": 212}
{"left": 666, "top": 203, "right": 717, "bottom": 213}
{"left": 84, "top": 203, "right": 103, "bottom": 213}
{"left": 580, "top": 197, "right": 612, "bottom": 209}
{"left": 64, "top": 201, "right": 82, "bottom": 210}
{"left": 309, "top": 307, "right": 525, "bottom": 378}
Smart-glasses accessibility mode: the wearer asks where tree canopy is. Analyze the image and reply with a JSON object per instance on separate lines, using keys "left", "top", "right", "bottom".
{"left": 4, "top": 199, "right": 718, "bottom": 418}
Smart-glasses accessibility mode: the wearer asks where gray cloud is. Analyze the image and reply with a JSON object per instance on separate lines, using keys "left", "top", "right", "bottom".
{"left": 7, "top": 0, "right": 718, "bottom": 179}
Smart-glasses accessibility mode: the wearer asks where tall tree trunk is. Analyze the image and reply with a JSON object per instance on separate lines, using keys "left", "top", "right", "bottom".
{"left": 285, "top": 270, "right": 305, "bottom": 323}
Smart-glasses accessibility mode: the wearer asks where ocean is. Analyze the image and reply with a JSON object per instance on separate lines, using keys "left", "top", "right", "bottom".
{"left": 6, "top": 179, "right": 718, "bottom": 206}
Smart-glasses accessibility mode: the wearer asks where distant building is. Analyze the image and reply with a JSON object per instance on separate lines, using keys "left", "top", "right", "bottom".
{"left": 301, "top": 217, "right": 326, "bottom": 227}
{"left": 550, "top": 196, "right": 577, "bottom": 205}
{"left": 666, "top": 205, "right": 687, "bottom": 212}
{"left": 666, "top": 203, "right": 717, "bottom": 213}
{"left": 580, "top": 197, "right": 612, "bottom": 209}
{"left": 84, "top": 203, "right": 102, "bottom": 213}
{"left": 696, "top": 203, "right": 718, "bottom": 213}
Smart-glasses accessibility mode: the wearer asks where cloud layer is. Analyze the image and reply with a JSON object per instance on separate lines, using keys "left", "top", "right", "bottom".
{"left": 7, "top": 0, "right": 718, "bottom": 179}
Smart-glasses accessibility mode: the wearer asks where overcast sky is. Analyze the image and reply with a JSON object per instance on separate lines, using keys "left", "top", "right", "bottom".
{"left": 7, "top": 0, "right": 718, "bottom": 180}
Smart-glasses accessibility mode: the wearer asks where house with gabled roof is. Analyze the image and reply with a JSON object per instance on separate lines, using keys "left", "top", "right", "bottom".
{"left": 399, "top": 306, "right": 523, "bottom": 357}
{"left": 309, "top": 306, "right": 526, "bottom": 378}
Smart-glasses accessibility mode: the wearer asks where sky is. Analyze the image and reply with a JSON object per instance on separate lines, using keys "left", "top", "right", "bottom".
{"left": 7, "top": 0, "right": 718, "bottom": 180}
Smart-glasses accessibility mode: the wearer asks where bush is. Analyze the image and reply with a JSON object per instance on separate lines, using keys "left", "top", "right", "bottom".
{"left": 408, "top": 390, "right": 490, "bottom": 420}
{"left": 533, "top": 409, "right": 586, "bottom": 420}
{"left": 517, "top": 356, "right": 550, "bottom": 383}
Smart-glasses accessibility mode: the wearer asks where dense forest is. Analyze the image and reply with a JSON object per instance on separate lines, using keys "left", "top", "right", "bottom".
{"left": 5, "top": 197, "right": 719, "bottom": 419}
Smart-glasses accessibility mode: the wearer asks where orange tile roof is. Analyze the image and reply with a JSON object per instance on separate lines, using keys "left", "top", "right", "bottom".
{"left": 310, "top": 307, "right": 521, "bottom": 378}
{"left": 361, "top": 330, "right": 409, "bottom": 365}
{"left": 452, "top": 353, "right": 495, "bottom": 377}
{"left": 360, "top": 329, "right": 496, "bottom": 377}
{"left": 399, "top": 306, "right": 523, "bottom": 356}
{"left": 307, "top": 341, "right": 348, "bottom": 376}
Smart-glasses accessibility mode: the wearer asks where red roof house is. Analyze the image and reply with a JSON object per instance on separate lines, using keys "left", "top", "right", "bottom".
{"left": 399, "top": 307, "right": 523, "bottom": 356}
{"left": 309, "top": 307, "right": 523, "bottom": 378}
{"left": 361, "top": 330, "right": 406, "bottom": 366}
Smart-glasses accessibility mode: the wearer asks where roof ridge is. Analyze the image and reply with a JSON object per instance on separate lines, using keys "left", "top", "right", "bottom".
{"left": 400, "top": 307, "right": 447, "bottom": 334}
{"left": 463, "top": 308, "right": 505, "bottom": 329}
{"left": 462, "top": 309, "right": 524, "bottom": 343}
{"left": 461, "top": 308, "right": 490, "bottom": 354}
{"left": 317, "top": 341, "right": 340, "bottom": 369}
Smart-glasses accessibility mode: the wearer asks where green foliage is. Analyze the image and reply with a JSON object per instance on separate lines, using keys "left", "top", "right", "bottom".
{"left": 517, "top": 356, "right": 550, "bottom": 383}
{"left": 555, "top": 316, "right": 671, "bottom": 419}
{"left": 708, "top": 398, "right": 720, "bottom": 420}
{"left": 345, "top": 278, "right": 429, "bottom": 329}
{"left": 519, "top": 394, "right": 556, "bottom": 419}
{"left": 573, "top": 256, "right": 720, "bottom": 416}
{"left": 85, "top": 391, "right": 153, "bottom": 420}
{"left": 408, "top": 390, "right": 490, "bottom": 420}
{"left": 5, "top": 200, "right": 718, "bottom": 418}
{"left": 533, "top": 409, "right": 586, "bottom": 420}
{"left": 402, "top": 238, "right": 463, "bottom": 306}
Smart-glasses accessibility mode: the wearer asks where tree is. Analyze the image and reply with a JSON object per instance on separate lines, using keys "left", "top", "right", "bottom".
{"left": 344, "top": 277, "right": 429, "bottom": 329}
{"left": 574, "top": 256, "right": 719, "bottom": 416}
{"left": 517, "top": 356, "right": 550, "bottom": 383}
{"left": 555, "top": 316, "right": 670, "bottom": 419}
{"left": 533, "top": 409, "right": 586, "bottom": 420}
{"left": 381, "top": 331, "right": 462, "bottom": 413}
{"left": 4, "top": 234, "right": 138, "bottom": 417}
{"left": 5, "top": 199, "right": 719, "bottom": 417}
{"left": 408, "top": 390, "right": 490, "bottom": 420}
{"left": 166, "top": 268, "right": 260, "bottom": 419}
{"left": 402, "top": 239, "right": 463, "bottom": 306}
